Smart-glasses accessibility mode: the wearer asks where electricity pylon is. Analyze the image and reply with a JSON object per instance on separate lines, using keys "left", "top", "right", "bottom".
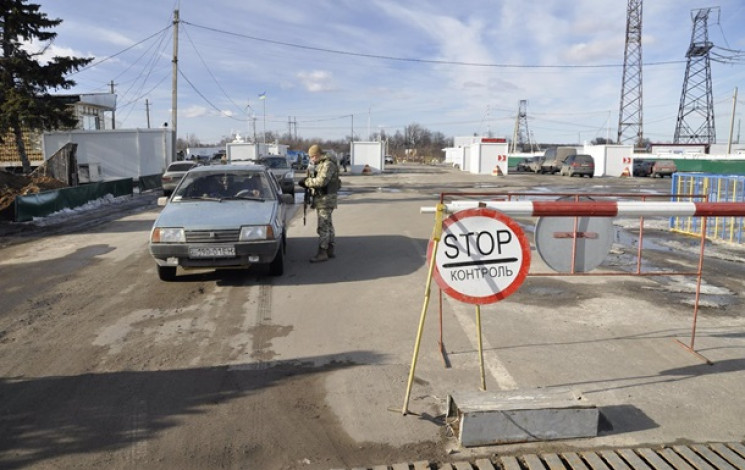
{"left": 617, "top": 0, "right": 643, "bottom": 147}
{"left": 511, "top": 100, "right": 533, "bottom": 153}
{"left": 674, "top": 8, "right": 717, "bottom": 145}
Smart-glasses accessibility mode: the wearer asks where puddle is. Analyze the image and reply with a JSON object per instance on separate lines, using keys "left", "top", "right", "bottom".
{"left": 614, "top": 228, "right": 674, "bottom": 252}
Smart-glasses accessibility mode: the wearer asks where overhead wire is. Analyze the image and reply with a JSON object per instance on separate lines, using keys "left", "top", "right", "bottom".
{"left": 117, "top": 29, "right": 173, "bottom": 125}
{"left": 180, "top": 22, "right": 249, "bottom": 117}
{"left": 181, "top": 20, "right": 686, "bottom": 70}
{"left": 70, "top": 25, "right": 173, "bottom": 76}
{"left": 177, "top": 68, "right": 247, "bottom": 122}
{"left": 77, "top": 13, "right": 742, "bottom": 140}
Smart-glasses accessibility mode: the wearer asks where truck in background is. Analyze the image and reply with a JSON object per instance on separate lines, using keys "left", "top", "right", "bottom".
{"left": 540, "top": 146, "right": 579, "bottom": 174}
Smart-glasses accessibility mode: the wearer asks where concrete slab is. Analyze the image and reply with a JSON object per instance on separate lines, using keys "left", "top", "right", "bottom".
{"left": 446, "top": 387, "right": 599, "bottom": 447}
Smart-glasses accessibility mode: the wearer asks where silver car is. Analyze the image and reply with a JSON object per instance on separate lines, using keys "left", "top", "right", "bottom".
{"left": 252, "top": 156, "right": 295, "bottom": 195}
{"left": 149, "top": 165, "right": 293, "bottom": 281}
{"left": 161, "top": 161, "right": 198, "bottom": 196}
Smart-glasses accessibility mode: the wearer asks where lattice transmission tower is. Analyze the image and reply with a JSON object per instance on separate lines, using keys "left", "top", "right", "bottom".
{"left": 617, "top": 0, "right": 643, "bottom": 147}
{"left": 674, "top": 8, "right": 717, "bottom": 144}
{"left": 511, "top": 100, "right": 533, "bottom": 153}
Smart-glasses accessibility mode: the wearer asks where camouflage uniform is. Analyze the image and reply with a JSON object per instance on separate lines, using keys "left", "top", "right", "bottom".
{"left": 304, "top": 154, "right": 341, "bottom": 250}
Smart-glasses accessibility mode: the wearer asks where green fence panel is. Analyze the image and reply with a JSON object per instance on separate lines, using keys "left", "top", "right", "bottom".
{"left": 673, "top": 159, "right": 745, "bottom": 175}
{"left": 14, "top": 178, "right": 133, "bottom": 222}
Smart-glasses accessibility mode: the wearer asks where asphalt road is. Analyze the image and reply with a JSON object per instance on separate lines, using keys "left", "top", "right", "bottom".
{"left": 1, "top": 165, "right": 744, "bottom": 469}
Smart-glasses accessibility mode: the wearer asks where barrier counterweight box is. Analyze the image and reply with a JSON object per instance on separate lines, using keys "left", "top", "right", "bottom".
{"left": 446, "top": 387, "right": 599, "bottom": 447}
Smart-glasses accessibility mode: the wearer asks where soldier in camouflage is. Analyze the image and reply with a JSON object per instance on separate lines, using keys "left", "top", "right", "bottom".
{"left": 299, "top": 144, "right": 342, "bottom": 263}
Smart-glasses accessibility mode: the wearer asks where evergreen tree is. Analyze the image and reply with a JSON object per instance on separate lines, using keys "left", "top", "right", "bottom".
{"left": 0, "top": 1, "right": 92, "bottom": 173}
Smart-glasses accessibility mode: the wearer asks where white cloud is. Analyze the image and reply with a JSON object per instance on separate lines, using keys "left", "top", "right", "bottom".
{"left": 297, "top": 70, "right": 335, "bottom": 93}
{"left": 183, "top": 106, "right": 209, "bottom": 119}
{"left": 562, "top": 37, "right": 624, "bottom": 63}
{"left": 21, "top": 40, "right": 91, "bottom": 64}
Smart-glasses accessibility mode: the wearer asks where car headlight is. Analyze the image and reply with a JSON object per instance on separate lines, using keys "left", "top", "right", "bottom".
{"left": 151, "top": 227, "right": 185, "bottom": 243}
{"left": 240, "top": 225, "right": 274, "bottom": 241}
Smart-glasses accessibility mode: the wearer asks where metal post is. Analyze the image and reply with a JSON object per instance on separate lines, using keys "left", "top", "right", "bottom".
{"left": 728, "top": 87, "right": 738, "bottom": 154}
{"left": 476, "top": 305, "right": 486, "bottom": 391}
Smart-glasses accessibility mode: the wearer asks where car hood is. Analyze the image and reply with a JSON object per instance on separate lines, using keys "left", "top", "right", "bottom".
{"left": 154, "top": 200, "right": 277, "bottom": 229}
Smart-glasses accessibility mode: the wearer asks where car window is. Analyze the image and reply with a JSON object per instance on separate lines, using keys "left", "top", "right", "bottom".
{"left": 167, "top": 162, "right": 196, "bottom": 172}
{"left": 259, "top": 158, "right": 288, "bottom": 169}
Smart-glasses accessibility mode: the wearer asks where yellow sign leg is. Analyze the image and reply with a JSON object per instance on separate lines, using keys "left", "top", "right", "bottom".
{"left": 402, "top": 203, "right": 445, "bottom": 415}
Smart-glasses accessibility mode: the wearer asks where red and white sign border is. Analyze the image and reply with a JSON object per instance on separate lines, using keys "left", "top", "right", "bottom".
{"left": 427, "top": 208, "right": 531, "bottom": 305}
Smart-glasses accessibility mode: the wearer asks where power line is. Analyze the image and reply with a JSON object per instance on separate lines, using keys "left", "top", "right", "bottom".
{"left": 181, "top": 20, "right": 685, "bottom": 70}
{"left": 70, "top": 25, "right": 173, "bottom": 76}
{"left": 180, "top": 22, "right": 248, "bottom": 117}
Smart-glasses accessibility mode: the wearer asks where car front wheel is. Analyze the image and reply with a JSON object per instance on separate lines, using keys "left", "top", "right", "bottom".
{"left": 158, "top": 265, "right": 177, "bottom": 281}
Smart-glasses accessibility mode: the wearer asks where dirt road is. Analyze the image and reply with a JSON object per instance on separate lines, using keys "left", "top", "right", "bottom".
{"left": 1, "top": 165, "right": 744, "bottom": 469}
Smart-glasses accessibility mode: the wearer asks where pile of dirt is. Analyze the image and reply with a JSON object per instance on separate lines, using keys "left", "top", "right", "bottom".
{"left": 0, "top": 170, "right": 69, "bottom": 215}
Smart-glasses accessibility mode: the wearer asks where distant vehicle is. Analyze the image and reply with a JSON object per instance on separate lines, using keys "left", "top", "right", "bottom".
{"left": 161, "top": 161, "right": 199, "bottom": 196}
{"left": 633, "top": 160, "right": 653, "bottom": 177}
{"left": 650, "top": 159, "right": 677, "bottom": 178}
{"left": 291, "top": 152, "right": 309, "bottom": 170}
{"left": 384, "top": 155, "right": 394, "bottom": 164}
{"left": 540, "top": 146, "right": 578, "bottom": 174}
{"left": 559, "top": 154, "right": 595, "bottom": 178}
{"left": 515, "top": 158, "right": 532, "bottom": 172}
{"left": 527, "top": 156, "right": 545, "bottom": 173}
{"left": 149, "top": 165, "right": 293, "bottom": 281}
{"left": 234, "top": 155, "right": 295, "bottom": 195}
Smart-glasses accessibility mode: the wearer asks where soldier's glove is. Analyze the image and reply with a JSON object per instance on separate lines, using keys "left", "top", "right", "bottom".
{"left": 298, "top": 179, "right": 307, "bottom": 188}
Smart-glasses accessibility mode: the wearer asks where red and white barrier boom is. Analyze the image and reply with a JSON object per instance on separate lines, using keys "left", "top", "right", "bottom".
{"left": 421, "top": 200, "right": 745, "bottom": 217}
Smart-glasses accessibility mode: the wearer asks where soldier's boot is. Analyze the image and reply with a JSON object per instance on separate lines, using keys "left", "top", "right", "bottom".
{"left": 327, "top": 243, "right": 336, "bottom": 258}
{"left": 309, "top": 247, "right": 329, "bottom": 263}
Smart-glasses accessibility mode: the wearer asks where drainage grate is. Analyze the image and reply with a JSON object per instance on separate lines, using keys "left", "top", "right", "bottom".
{"left": 332, "top": 442, "right": 745, "bottom": 470}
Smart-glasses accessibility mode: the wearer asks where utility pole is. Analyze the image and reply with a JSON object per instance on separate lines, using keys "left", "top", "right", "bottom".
{"left": 171, "top": 9, "right": 179, "bottom": 163}
{"left": 109, "top": 80, "right": 116, "bottom": 129}
{"left": 728, "top": 87, "right": 738, "bottom": 154}
{"left": 145, "top": 99, "right": 151, "bottom": 128}
{"left": 617, "top": 0, "right": 643, "bottom": 147}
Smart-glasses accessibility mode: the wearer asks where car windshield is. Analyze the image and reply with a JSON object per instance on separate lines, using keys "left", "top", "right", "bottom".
{"left": 171, "top": 170, "right": 275, "bottom": 201}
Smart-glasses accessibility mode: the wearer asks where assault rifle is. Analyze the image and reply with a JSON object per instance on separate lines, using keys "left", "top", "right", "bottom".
{"left": 303, "top": 185, "right": 312, "bottom": 225}
{"left": 302, "top": 166, "right": 313, "bottom": 225}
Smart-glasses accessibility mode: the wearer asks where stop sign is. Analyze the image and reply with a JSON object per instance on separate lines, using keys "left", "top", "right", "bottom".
{"left": 428, "top": 208, "right": 531, "bottom": 304}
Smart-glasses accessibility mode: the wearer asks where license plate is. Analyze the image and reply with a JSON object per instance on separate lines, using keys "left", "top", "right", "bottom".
{"left": 189, "top": 246, "right": 236, "bottom": 258}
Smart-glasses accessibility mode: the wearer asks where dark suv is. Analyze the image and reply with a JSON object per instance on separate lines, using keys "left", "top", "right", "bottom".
{"left": 559, "top": 154, "right": 594, "bottom": 178}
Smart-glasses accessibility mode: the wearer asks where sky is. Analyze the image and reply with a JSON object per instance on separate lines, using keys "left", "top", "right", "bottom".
{"left": 29, "top": 0, "right": 745, "bottom": 147}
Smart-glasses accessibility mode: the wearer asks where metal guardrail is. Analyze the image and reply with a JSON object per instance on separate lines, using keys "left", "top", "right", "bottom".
{"left": 671, "top": 173, "right": 745, "bottom": 244}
